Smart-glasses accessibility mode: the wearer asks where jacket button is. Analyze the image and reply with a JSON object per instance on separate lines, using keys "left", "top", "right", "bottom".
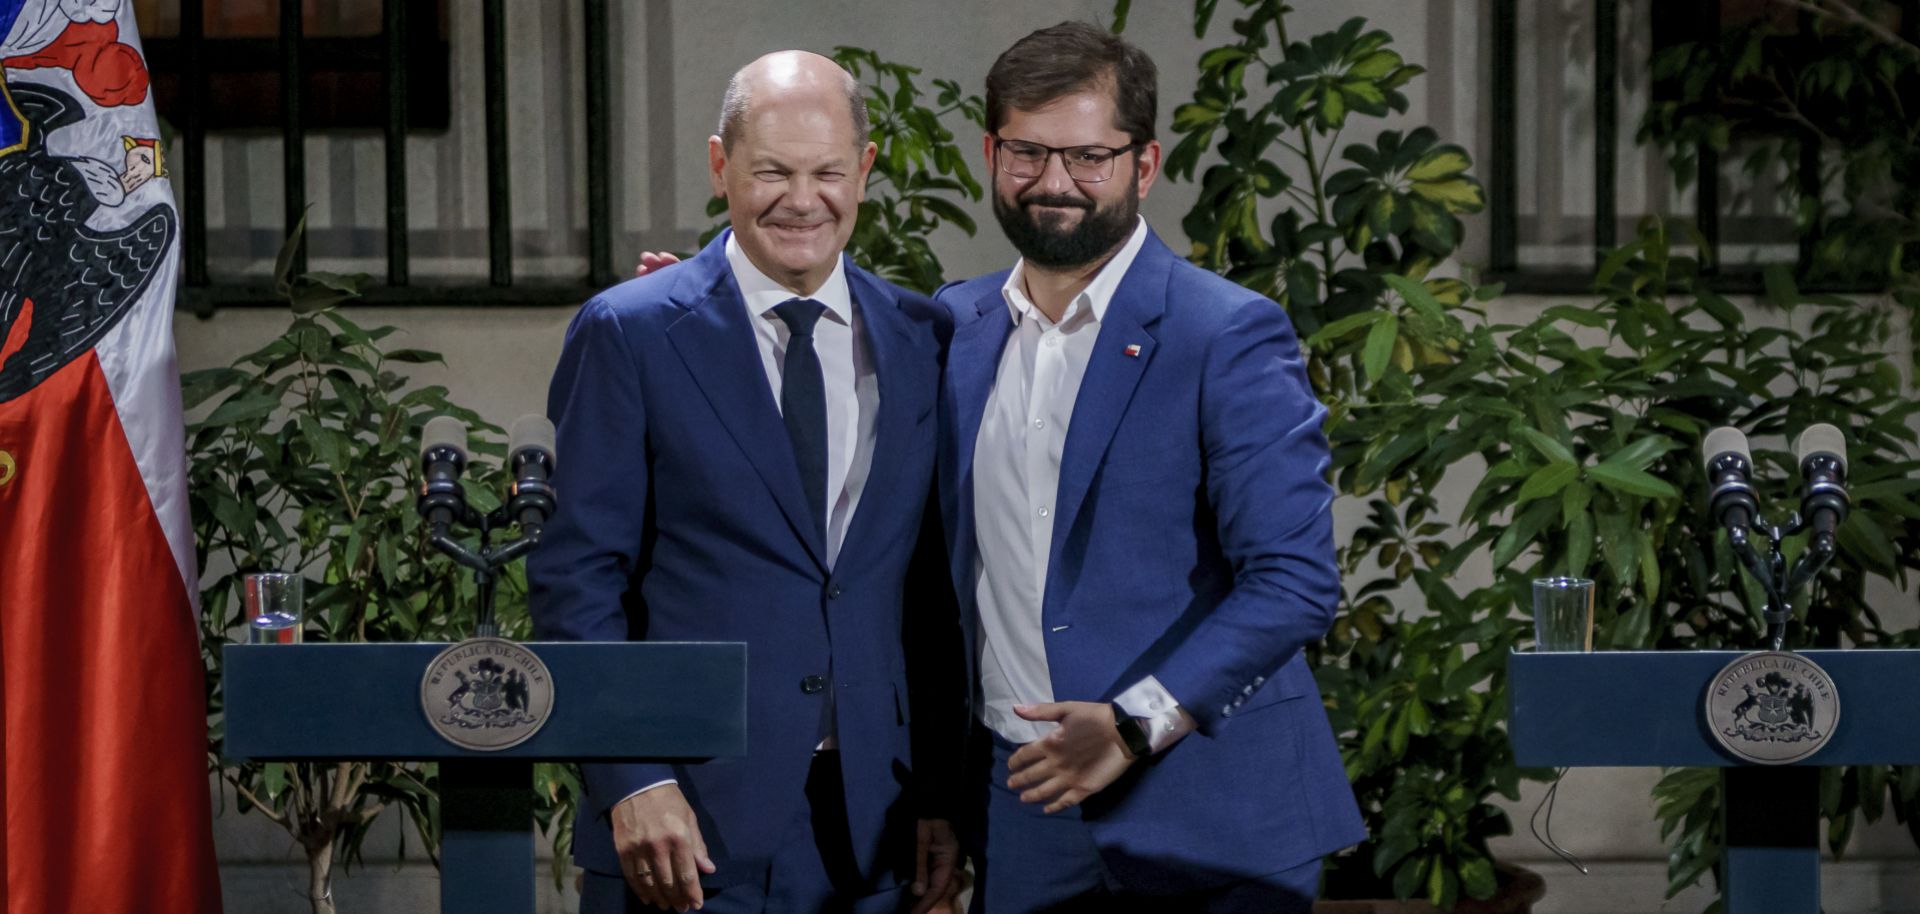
{"left": 828, "top": 585, "right": 844, "bottom": 599}
{"left": 801, "top": 675, "right": 827, "bottom": 694}
{"left": 1220, "top": 705, "right": 1234, "bottom": 718}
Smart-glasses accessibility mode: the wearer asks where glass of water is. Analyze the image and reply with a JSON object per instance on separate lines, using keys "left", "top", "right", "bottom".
{"left": 1532, "top": 576, "right": 1594, "bottom": 652}
{"left": 245, "top": 571, "right": 304, "bottom": 644}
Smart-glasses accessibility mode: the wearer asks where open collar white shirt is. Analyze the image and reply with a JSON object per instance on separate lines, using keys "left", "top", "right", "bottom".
{"left": 971, "top": 218, "right": 1191, "bottom": 750}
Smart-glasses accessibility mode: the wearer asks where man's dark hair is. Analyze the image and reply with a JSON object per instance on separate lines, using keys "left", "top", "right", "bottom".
{"left": 985, "top": 21, "right": 1157, "bottom": 144}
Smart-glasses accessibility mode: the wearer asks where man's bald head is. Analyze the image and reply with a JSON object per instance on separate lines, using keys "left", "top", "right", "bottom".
{"left": 717, "top": 51, "right": 869, "bottom": 152}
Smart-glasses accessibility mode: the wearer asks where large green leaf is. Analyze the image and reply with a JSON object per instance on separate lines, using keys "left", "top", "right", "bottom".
{"left": 204, "top": 390, "right": 285, "bottom": 427}
{"left": 1410, "top": 177, "right": 1484, "bottom": 211}
{"left": 1586, "top": 462, "right": 1681, "bottom": 499}
{"left": 1517, "top": 461, "right": 1581, "bottom": 502}
{"left": 1382, "top": 273, "right": 1445, "bottom": 322}
{"left": 1517, "top": 427, "right": 1577, "bottom": 465}
{"left": 1363, "top": 314, "right": 1400, "bottom": 382}
{"left": 1405, "top": 147, "right": 1472, "bottom": 182}
{"left": 1601, "top": 435, "right": 1680, "bottom": 472}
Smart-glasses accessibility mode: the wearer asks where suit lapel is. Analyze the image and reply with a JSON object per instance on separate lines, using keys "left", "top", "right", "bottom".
{"left": 665, "top": 237, "right": 828, "bottom": 570}
{"left": 945, "top": 291, "right": 1014, "bottom": 591}
{"left": 836, "top": 265, "right": 920, "bottom": 565}
{"left": 1048, "top": 234, "right": 1172, "bottom": 572}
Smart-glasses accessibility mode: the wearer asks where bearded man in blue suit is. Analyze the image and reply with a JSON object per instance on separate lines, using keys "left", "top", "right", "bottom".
{"left": 935, "top": 23, "right": 1368, "bottom": 913}
{"left": 531, "top": 51, "right": 960, "bottom": 914}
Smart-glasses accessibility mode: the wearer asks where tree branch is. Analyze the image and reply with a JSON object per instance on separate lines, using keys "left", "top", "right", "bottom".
{"left": 1779, "top": 0, "right": 1920, "bottom": 60}
{"left": 227, "top": 775, "right": 291, "bottom": 828}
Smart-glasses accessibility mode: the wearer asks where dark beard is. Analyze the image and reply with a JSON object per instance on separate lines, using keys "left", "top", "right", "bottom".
{"left": 992, "top": 184, "right": 1138, "bottom": 269}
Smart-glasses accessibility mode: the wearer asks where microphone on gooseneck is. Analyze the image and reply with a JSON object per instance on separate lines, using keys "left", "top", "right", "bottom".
{"left": 1702, "top": 426, "right": 1760, "bottom": 540}
{"left": 419, "top": 416, "right": 470, "bottom": 530}
{"left": 1793, "top": 423, "right": 1849, "bottom": 559}
{"left": 506, "top": 414, "right": 558, "bottom": 534}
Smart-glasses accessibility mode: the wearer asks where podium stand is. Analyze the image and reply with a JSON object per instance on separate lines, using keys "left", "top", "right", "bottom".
{"left": 1509, "top": 649, "right": 1920, "bottom": 914}
{"left": 224, "top": 642, "right": 748, "bottom": 913}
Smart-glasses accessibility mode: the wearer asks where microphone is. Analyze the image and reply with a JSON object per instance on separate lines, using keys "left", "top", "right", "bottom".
{"left": 1702, "top": 426, "right": 1760, "bottom": 535}
{"left": 1793, "top": 423, "right": 1849, "bottom": 554}
{"left": 419, "top": 416, "right": 469, "bottom": 529}
{"left": 506, "top": 414, "right": 557, "bottom": 532}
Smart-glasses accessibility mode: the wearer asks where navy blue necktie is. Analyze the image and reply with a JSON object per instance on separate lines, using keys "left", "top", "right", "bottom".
{"left": 772, "top": 298, "right": 828, "bottom": 543}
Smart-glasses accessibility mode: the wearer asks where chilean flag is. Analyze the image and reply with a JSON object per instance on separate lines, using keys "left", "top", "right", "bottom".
{"left": 1, "top": 1, "right": 222, "bottom": 911}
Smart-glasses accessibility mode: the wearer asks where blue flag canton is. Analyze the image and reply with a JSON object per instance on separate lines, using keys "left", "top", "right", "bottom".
{"left": 1, "top": 0, "right": 28, "bottom": 156}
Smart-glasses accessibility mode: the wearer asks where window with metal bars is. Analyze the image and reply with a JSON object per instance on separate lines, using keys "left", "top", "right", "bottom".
{"left": 148, "top": 0, "right": 621, "bottom": 313}
{"left": 1486, "top": 0, "right": 1915, "bottom": 295}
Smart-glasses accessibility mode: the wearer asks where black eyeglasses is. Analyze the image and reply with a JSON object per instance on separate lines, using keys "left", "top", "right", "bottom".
{"left": 992, "top": 137, "right": 1142, "bottom": 183}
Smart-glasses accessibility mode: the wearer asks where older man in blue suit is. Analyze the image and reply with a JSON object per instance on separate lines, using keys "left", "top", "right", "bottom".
{"left": 531, "top": 51, "right": 959, "bottom": 914}
{"left": 935, "top": 23, "right": 1368, "bottom": 913}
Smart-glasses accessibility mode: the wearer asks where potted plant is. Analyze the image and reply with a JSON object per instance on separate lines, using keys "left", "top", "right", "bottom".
{"left": 1328, "top": 210, "right": 1920, "bottom": 907}
{"left": 1117, "top": 3, "right": 1544, "bottom": 908}
{"left": 1131, "top": 2, "right": 1920, "bottom": 908}
{"left": 1637, "top": 9, "right": 1920, "bottom": 898}
{"left": 186, "top": 220, "right": 548, "bottom": 913}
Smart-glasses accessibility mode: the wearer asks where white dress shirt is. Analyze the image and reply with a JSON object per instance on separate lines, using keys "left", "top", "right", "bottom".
{"left": 972, "top": 218, "right": 1194, "bottom": 752}
{"left": 627, "top": 238, "right": 876, "bottom": 803}
{"left": 729, "top": 235, "right": 880, "bottom": 568}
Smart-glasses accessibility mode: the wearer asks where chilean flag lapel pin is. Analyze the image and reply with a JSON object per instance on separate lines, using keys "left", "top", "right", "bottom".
{"left": 1124, "top": 343, "right": 1142, "bottom": 357}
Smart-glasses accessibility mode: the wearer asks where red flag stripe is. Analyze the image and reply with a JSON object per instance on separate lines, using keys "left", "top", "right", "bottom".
{"left": 1, "top": 352, "right": 219, "bottom": 914}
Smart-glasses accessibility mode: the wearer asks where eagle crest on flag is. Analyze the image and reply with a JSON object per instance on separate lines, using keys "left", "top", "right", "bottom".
{"left": 0, "top": 80, "right": 176, "bottom": 403}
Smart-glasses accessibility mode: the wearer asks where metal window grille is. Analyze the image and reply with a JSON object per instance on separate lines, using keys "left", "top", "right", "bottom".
{"left": 164, "top": 0, "right": 619, "bottom": 312}
{"left": 1486, "top": 0, "right": 1913, "bottom": 295}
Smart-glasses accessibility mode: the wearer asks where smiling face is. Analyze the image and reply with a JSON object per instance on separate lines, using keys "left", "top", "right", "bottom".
{"left": 987, "top": 87, "right": 1160, "bottom": 270}
{"left": 708, "top": 63, "right": 876, "bottom": 296}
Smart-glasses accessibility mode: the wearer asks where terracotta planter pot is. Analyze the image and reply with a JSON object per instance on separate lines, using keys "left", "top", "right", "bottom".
{"left": 1315, "top": 864, "right": 1546, "bottom": 914}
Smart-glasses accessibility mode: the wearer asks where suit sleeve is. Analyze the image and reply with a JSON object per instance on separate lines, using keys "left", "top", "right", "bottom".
{"left": 1149, "top": 297, "right": 1340, "bottom": 735}
{"left": 904, "top": 483, "right": 965, "bottom": 819}
{"left": 527, "top": 297, "right": 676, "bottom": 815}
{"left": 900, "top": 290, "right": 965, "bottom": 819}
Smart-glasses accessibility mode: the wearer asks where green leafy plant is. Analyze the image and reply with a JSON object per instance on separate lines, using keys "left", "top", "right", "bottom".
{"left": 1141, "top": 3, "right": 1920, "bottom": 910}
{"left": 1315, "top": 212, "right": 1920, "bottom": 909}
{"left": 1130, "top": 3, "right": 1512, "bottom": 907}
{"left": 1618, "top": 1, "right": 1920, "bottom": 902}
{"left": 187, "top": 221, "right": 535, "bottom": 913}
{"left": 701, "top": 47, "right": 985, "bottom": 293}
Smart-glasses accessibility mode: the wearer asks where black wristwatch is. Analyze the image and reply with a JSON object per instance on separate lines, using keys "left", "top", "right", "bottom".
{"left": 1110, "top": 702, "right": 1151, "bottom": 760}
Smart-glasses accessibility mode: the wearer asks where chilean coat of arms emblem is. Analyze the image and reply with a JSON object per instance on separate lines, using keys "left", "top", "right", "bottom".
{"left": 420, "top": 638, "right": 555, "bottom": 751}
{"left": 1705, "top": 651, "right": 1840, "bottom": 765}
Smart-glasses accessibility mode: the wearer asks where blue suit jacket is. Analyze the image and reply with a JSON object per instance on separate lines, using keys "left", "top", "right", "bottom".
{"left": 529, "top": 232, "right": 955, "bottom": 887}
{"left": 936, "top": 229, "right": 1367, "bottom": 892}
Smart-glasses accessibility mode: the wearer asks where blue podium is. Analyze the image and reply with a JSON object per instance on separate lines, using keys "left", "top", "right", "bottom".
{"left": 223, "top": 642, "right": 748, "bottom": 913}
{"left": 1509, "top": 649, "right": 1920, "bottom": 914}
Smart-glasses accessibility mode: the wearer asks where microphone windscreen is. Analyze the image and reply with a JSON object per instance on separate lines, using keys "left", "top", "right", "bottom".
{"left": 421, "top": 415, "right": 468, "bottom": 462}
{"left": 1794, "top": 423, "right": 1847, "bottom": 471}
{"left": 509, "top": 414, "right": 557, "bottom": 465}
{"left": 1703, "top": 426, "right": 1751, "bottom": 468}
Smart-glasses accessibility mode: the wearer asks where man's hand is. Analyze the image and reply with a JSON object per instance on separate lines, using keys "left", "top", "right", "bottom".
{"left": 634, "top": 251, "right": 682, "bottom": 277}
{"left": 1007, "top": 701, "right": 1138, "bottom": 814}
{"left": 610, "top": 785, "right": 716, "bottom": 912}
{"left": 908, "top": 817, "right": 961, "bottom": 914}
